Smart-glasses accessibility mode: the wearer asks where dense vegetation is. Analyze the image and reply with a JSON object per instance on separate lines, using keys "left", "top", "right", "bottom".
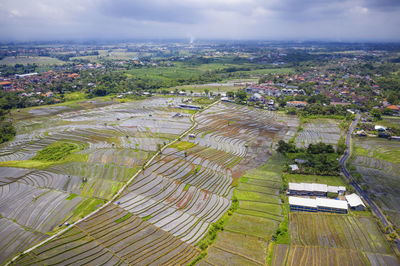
{"left": 277, "top": 140, "right": 341, "bottom": 175}
{"left": 0, "top": 108, "right": 15, "bottom": 144}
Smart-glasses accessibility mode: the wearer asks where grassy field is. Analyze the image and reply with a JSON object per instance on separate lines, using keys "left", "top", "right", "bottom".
{"left": 123, "top": 62, "right": 293, "bottom": 88}
{"left": 63, "top": 91, "right": 88, "bottom": 101}
{"left": 284, "top": 173, "right": 347, "bottom": 186}
{"left": 354, "top": 140, "right": 400, "bottom": 163}
{"left": 0, "top": 56, "right": 64, "bottom": 65}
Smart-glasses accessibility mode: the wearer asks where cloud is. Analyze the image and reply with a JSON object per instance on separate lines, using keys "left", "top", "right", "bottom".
{"left": 0, "top": 0, "right": 399, "bottom": 41}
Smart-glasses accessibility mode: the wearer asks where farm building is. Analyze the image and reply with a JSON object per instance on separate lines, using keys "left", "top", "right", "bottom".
{"left": 345, "top": 193, "right": 366, "bottom": 210}
{"left": 289, "top": 197, "right": 317, "bottom": 212}
{"left": 374, "top": 125, "right": 387, "bottom": 131}
{"left": 327, "top": 185, "right": 346, "bottom": 195}
{"left": 289, "top": 182, "right": 327, "bottom": 196}
{"left": 289, "top": 196, "right": 348, "bottom": 214}
{"left": 316, "top": 198, "right": 348, "bottom": 214}
{"left": 288, "top": 182, "right": 346, "bottom": 197}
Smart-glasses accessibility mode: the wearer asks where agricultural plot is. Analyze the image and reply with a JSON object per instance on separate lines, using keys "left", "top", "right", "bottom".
{"left": 272, "top": 212, "right": 399, "bottom": 265}
{"left": 290, "top": 213, "right": 391, "bottom": 253}
{"left": 351, "top": 137, "right": 400, "bottom": 230}
{"left": 0, "top": 218, "right": 47, "bottom": 264}
{"left": 14, "top": 204, "right": 200, "bottom": 265}
{"left": 9, "top": 102, "right": 297, "bottom": 265}
{"left": 271, "top": 244, "right": 399, "bottom": 266}
{"left": 295, "top": 119, "right": 343, "bottom": 148}
{"left": 0, "top": 97, "right": 193, "bottom": 264}
{"left": 115, "top": 103, "right": 290, "bottom": 246}
{"left": 199, "top": 155, "right": 285, "bottom": 265}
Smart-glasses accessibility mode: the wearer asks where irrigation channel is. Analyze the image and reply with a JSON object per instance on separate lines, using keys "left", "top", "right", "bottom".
{"left": 6, "top": 100, "right": 221, "bottom": 265}
{"left": 340, "top": 112, "right": 400, "bottom": 253}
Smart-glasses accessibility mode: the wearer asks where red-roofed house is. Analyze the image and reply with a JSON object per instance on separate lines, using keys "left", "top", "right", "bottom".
{"left": 287, "top": 101, "right": 308, "bottom": 108}
{"left": 68, "top": 73, "right": 79, "bottom": 78}
{"left": 387, "top": 105, "right": 400, "bottom": 113}
{"left": 0, "top": 81, "right": 12, "bottom": 89}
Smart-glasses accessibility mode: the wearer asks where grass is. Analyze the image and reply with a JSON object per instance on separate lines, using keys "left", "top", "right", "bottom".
{"left": 70, "top": 198, "right": 105, "bottom": 220}
{"left": 0, "top": 160, "right": 54, "bottom": 169}
{"left": 355, "top": 143, "right": 400, "bottom": 164}
{"left": 142, "top": 215, "right": 151, "bottom": 221}
{"left": 184, "top": 184, "right": 191, "bottom": 191}
{"left": 66, "top": 193, "right": 77, "bottom": 200}
{"left": 64, "top": 91, "right": 87, "bottom": 101}
{"left": 32, "top": 142, "right": 78, "bottom": 161}
{"left": 168, "top": 141, "right": 197, "bottom": 151}
{"left": 0, "top": 149, "right": 89, "bottom": 170}
{"left": 239, "top": 201, "right": 281, "bottom": 215}
{"left": 235, "top": 190, "right": 280, "bottom": 203}
{"left": 114, "top": 213, "right": 133, "bottom": 223}
{"left": 283, "top": 173, "right": 346, "bottom": 186}
{"left": 225, "top": 213, "right": 279, "bottom": 240}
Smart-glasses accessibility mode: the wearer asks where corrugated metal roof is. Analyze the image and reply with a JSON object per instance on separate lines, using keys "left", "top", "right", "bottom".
{"left": 327, "top": 186, "right": 346, "bottom": 193}
{"left": 288, "top": 182, "right": 346, "bottom": 194}
{"left": 316, "top": 197, "right": 348, "bottom": 210}
{"left": 289, "top": 196, "right": 317, "bottom": 208}
{"left": 288, "top": 182, "right": 327, "bottom": 192}
{"left": 289, "top": 196, "right": 348, "bottom": 210}
{"left": 345, "top": 193, "right": 366, "bottom": 207}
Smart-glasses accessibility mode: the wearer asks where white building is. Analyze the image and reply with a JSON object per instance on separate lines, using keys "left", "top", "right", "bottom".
{"left": 345, "top": 193, "right": 366, "bottom": 211}
{"left": 289, "top": 196, "right": 348, "bottom": 214}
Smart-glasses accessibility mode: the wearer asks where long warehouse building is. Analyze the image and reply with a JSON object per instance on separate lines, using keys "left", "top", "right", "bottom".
{"left": 288, "top": 182, "right": 346, "bottom": 196}
{"left": 289, "top": 196, "right": 348, "bottom": 214}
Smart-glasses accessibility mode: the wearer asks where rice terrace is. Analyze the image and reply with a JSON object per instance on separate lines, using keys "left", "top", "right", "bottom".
{"left": 1, "top": 40, "right": 400, "bottom": 266}
{"left": 0, "top": 93, "right": 398, "bottom": 265}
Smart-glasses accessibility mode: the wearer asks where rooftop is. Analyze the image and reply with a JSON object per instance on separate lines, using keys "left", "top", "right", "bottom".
{"left": 289, "top": 196, "right": 348, "bottom": 210}
{"left": 345, "top": 193, "right": 366, "bottom": 207}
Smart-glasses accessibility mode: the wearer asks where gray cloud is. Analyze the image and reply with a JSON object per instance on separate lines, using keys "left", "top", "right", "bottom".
{"left": 0, "top": 0, "right": 399, "bottom": 41}
{"left": 98, "top": 0, "right": 203, "bottom": 24}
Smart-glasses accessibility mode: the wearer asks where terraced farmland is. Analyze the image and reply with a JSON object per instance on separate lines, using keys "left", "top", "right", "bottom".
{"left": 295, "top": 119, "right": 343, "bottom": 148}
{"left": 6, "top": 101, "right": 298, "bottom": 265}
{"left": 350, "top": 137, "right": 400, "bottom": 231}
{"left": 200, "top": 155, "right": 284, "bottom": 266}
{"left": 0, "top": 97, "right": 191, "bottom": 264}
{"left": 272, "top": 212, "right": 398, "bottom": 265}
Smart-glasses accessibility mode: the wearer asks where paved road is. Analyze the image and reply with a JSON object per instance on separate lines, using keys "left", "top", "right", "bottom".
{"left": 340, "top": 113, "right": 400, "bottom": 252}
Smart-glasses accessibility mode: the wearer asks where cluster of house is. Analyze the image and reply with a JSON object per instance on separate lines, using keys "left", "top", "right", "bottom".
{"left": 0, "top": 71, "right": 80, "bottom": 95}
{"left": 288, "top": 182, "right": 366, "bottom": 214}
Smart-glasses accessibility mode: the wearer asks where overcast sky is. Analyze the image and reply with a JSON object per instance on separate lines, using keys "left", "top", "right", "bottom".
{"left": 1, "top": 0, "right": 400, "bottom": 42}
